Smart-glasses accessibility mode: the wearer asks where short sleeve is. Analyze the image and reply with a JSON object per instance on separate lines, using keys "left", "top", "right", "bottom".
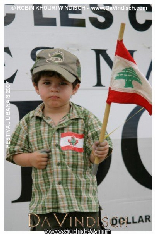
{"left": 6, "top": 116, "right": 31, "bottom": 164}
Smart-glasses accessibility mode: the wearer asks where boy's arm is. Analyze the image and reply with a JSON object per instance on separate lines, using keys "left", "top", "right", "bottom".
{"left": 13, "top": 150, "right": 50, "bottom": 169}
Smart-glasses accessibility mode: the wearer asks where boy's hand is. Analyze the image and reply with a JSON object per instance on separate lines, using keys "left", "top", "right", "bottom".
{"left": 90, "top": 140, "right": 109, "bottom": 164}
{"left": 30, "top": 150, "right": 51, "bottom": 169}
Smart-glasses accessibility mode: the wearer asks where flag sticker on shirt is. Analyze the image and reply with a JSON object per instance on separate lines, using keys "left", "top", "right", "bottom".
{"left": 60, "top": 132, "right": 84, "bottom": 152}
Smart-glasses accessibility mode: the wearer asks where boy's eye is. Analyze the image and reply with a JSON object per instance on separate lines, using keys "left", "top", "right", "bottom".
{"left": 42, "top": 81, "right": 68, "bottom": 86}
{"left": 60, "top": 82, "right": 68, "bottom": 85}
{"left": 44, "top": 82, "right": 50, "bottom": 85}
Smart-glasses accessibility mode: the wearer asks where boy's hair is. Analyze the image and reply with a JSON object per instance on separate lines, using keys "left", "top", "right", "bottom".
{"left": 32, "top": 70, "right": 80, "bottom": 89}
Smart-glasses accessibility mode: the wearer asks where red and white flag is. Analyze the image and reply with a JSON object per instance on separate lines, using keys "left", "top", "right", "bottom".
{"left": 106, "top": 40, "right": 152, "bottom": 115}
{"left": 60, "top": 132, "right": 84, "bottom": 152}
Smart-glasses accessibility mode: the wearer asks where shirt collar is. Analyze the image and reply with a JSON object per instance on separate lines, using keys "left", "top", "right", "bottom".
{"left": 33, "top": 102, "right": 45, "bottom": 118}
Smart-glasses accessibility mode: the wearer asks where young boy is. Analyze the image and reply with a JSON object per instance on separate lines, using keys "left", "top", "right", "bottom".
{"left": 6, "top": 48, "right": 112, "bottom": 231}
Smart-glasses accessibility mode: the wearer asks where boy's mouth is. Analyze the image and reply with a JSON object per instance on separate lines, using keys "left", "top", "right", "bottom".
{"left": 49, "top": 96, "right": 60, "bottom": 100}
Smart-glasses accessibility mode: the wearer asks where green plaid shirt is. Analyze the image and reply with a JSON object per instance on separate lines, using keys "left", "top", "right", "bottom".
{"left": 6, "top": 102, "right": 112, "bottom": 214}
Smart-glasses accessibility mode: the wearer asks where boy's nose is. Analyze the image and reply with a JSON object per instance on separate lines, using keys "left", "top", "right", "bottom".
{"left": 50, "top": 83, "right": 59, "bottom": 92}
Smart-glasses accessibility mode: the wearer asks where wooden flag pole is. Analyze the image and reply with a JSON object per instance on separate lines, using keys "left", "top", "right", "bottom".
{"left": 94, "top": 103, "right": 111, "bottom": 165}
{"left": 93, "top": 23, "right": 126, "bottom": 166}
{"left": 118, "top": 23, "right": 125, "bottom": 40}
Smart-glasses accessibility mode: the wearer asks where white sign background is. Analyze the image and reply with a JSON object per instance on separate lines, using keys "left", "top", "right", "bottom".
{"left": 4, "top": 3, "right": 152, "bottom": 232}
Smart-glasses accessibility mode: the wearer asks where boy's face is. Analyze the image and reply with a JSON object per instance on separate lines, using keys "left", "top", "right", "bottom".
{"left": 34, "top": 74, "right": 80, "bottom": 110}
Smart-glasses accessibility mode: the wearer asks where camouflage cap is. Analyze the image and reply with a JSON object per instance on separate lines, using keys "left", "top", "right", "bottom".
{"left": 31, "top": 48, "right": 81, "bottom": 83}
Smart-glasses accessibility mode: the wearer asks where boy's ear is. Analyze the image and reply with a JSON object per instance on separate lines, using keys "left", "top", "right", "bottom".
{"left": 72, "top": 83, "right": 80, "bottom": 95}
{"left": 33, "top": 82, "right": 39, "bottom": 95}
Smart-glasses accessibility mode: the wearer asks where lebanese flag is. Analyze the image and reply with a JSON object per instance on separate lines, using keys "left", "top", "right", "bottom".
{"left": 106, "top": 40, "right": 152, "bottom": 115}
{"left": 60, "top": 132, "right": 84, "bottom": 152}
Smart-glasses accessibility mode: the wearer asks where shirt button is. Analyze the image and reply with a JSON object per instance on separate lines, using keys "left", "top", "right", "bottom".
{"left": 57, "top": 162, "right": 60, "bottom": 166}
{"left": 55, "top": 143, "right": 59, "bottom": 147}
{"left": 58, "top": 181, "right": 61, "bottom": 185}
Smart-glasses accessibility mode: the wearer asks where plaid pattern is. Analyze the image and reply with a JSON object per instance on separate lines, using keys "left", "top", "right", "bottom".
{"left": 6, "top": 102, "right": 112, "bottom": 214}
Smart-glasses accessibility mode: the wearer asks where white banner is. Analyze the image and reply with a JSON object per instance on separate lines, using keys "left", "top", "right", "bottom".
{"left": 4, "top": 4, "right": 152, "bottom": 232}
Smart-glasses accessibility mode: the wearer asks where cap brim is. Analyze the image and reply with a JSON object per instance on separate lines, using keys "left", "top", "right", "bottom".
{"left": 32, "top": 64, "right": 77, "bottom": 83}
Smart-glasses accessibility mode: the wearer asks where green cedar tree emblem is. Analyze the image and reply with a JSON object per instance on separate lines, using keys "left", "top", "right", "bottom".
{"left": 68, "top": 137, "right": 78, "bottom": 146}
{"left": 115, "top": 67, "right": 142, "bottom": 88}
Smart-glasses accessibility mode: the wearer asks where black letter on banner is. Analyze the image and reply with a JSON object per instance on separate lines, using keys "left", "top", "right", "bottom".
{"left": 4, "top": 4, "right": 16, "bottom": 26}
{"left": 96, "top": 155, "right": 112, "bottom": 186}
{"left": 89, "top": 4, "right": 113, "bottom": 29}
{"left": 11, "top": 101, "right": 42, "bottom": 203}
{"left": 91, "top": 50, "right": 136, "bottom": 87}
{"left": 129, "top": 4, "right": 152, "bottom": 31}
{"left": 60, "top": 4, "right": 85, "bottom": 27}
{"left": 121, "top": 61, "right": 152, "bottom": 190}
{"left": 91, "top": 49, "right": 112, "bottom": 87}
{"left": 146, "top": 61, "right": 152, "bottom": 80}
{"left": 121, "top": 108, "right": 152, "bottom": 189}
{"left": 4, "top": 47, "right": 18, "bottom": 83}
{"left": 33, "top": 4, "right": 56, "bottom": 26}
